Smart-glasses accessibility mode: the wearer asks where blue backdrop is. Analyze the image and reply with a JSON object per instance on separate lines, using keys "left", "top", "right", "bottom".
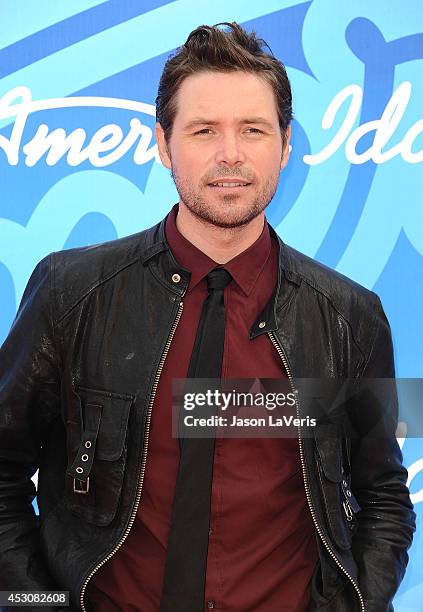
{"left": 0, "top": 2, "right": 422, "bottom": 608}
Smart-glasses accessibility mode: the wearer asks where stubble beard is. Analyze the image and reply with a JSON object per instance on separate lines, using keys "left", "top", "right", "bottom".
{"left": 170, "top": 167, "right": 280, "bottom": 229}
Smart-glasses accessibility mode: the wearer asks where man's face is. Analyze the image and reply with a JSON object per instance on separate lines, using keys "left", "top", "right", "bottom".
{"left": 156, "top": 70, "right": 291, "bottom": 228}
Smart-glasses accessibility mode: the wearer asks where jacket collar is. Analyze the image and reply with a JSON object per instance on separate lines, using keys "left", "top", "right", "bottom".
{"left": 249, "top": 224, "right": 301, "bottom": 339}
{"left": 139, "top": 210, "right": 302, "bottom": 337}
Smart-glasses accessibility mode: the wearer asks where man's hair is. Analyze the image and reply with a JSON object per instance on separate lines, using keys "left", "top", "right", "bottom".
{"left": 155, "top": 22, "right": 293, "bottom": 145}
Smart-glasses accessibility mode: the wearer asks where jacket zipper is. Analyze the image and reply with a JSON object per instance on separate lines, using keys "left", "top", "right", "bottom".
{"left": 79, "top": 301, "right": 184, "bottom": 611}
{"left": 267, "top": 331, "right": 365, "bottom": 612}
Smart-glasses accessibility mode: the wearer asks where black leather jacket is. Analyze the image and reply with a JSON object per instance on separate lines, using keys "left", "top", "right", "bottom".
{"left": 0, "top": 213, "right": 415, "bottom": 612}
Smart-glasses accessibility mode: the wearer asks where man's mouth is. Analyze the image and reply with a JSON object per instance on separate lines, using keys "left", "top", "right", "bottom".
{"left": 207, "top": 180, "right": 251, "bottom": 188}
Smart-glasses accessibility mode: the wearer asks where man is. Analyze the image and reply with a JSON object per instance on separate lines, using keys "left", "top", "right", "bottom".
{"left": 0, "top": 22, "right": 415, "bottom": 612}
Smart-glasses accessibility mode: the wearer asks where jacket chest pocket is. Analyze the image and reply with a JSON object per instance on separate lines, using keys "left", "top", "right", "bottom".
{"left": 314, "top": 425, "right": 361, "bottom": 551}
{"left": 65, "top": 386, "right": 134, "bottom": 527}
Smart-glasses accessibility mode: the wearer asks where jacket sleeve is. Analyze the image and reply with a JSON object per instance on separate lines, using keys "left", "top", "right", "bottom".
{"left": 349, "top": 295, "right": 416, "bottom": 612}
{"left": 0, "top": 255, "right": 69, "bottom": 610}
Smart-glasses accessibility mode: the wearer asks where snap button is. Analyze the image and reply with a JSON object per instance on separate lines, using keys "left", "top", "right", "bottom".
{"left": 258, "top": 321, "right": 266, "bottom": 329}
{"left": 81, "top": 454, "right": 89, "bottom": 462}
{"left": 172, "top": 273, "right": 181, "bottom": 283}
{"left": 346, "top": 490, "right": 352, "bottom": 497}
{"left": 207, "top": 602, "right": 215, "bottom": 610}
{"left": 85, "top": 441, "right": 92, "bottom": 449}
{"left": 76, "top": 466, "right": 84, "bottom": 474}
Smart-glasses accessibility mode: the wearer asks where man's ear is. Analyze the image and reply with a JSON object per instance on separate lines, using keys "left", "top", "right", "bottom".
{"left": 155, "top": 122, "right": 172, "bottom": 169}
{"left": 280, "top": 124, "right": 292, "bottom": 170}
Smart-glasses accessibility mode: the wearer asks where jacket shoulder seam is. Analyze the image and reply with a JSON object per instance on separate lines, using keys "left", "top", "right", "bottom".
{"left": 55, "top": 254, "right": 143, "bottom": 325}
{"left": 294, "top": 271, "right": 373, "bottom": 361}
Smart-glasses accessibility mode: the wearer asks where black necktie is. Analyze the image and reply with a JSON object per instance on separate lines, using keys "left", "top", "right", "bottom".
{"left": 160, "top": 267, "right": 233, "bottom": 612}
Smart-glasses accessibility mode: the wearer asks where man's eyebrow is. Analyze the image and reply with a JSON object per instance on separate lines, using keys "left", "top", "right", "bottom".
{"left": 183, "top": 117, "right": 275, "bottom": 130}
{"left": 183, "top": 119, "right": 219, "bottom": 130}
{"left": 240, "top": 117, "right": 275, "bottom": 129}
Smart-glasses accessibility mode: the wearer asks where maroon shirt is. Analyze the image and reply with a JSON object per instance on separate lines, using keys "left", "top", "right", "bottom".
{"left": 87, "top": 205, "right": 317, "bottom": 611}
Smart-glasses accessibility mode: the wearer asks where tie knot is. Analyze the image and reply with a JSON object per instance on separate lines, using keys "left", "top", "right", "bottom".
{"left": 207, "top": 267, "right": 232, "bottom": 292}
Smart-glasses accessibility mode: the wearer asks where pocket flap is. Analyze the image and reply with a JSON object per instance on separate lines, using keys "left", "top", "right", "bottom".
{"left": 75, "top": 387, "right": 134, "bottom": 461}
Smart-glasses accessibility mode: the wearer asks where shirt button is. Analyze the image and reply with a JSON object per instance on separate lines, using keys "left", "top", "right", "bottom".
{"left": 206, "top": 602, "right": 215, "bottom": 610}
{"left": 208, "top": 527, "right": 213, "bottom": 536}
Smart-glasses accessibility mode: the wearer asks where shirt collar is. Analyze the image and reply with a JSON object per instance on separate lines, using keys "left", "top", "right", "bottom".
{"left": 165, "top": 203, "right": 272, "bottom": 296}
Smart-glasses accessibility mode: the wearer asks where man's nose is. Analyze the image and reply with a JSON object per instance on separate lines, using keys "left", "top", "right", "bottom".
{"left": 214, "top": 133, "right": 246, "bottom": 166}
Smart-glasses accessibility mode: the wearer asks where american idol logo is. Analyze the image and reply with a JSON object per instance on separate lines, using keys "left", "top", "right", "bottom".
{"left": 0, "top": 82, "right": 421, "bottom": 168}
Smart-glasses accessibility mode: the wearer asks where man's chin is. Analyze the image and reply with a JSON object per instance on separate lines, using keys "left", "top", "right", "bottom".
{"left": 192, "top": 208, "right": 263, "bottom": 229}
{"left": 178, "top": 192, "right": 270, "bottom": 229}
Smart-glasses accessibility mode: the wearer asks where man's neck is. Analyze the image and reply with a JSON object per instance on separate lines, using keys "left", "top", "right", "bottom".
{"left": 175, "top": 202, "right": 265, "bottom": 264}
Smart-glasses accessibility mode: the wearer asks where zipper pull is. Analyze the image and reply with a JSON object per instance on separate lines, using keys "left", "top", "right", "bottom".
{"left": 343, "top": 499, "right": 353, "bottom": 521}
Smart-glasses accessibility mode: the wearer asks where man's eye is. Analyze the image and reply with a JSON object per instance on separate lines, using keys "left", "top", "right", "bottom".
{"left": 246, "top": 127, "right": 263, "bottom": 134}
{"left": 194, "top": 128, "right": 213, "bottom": 135}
